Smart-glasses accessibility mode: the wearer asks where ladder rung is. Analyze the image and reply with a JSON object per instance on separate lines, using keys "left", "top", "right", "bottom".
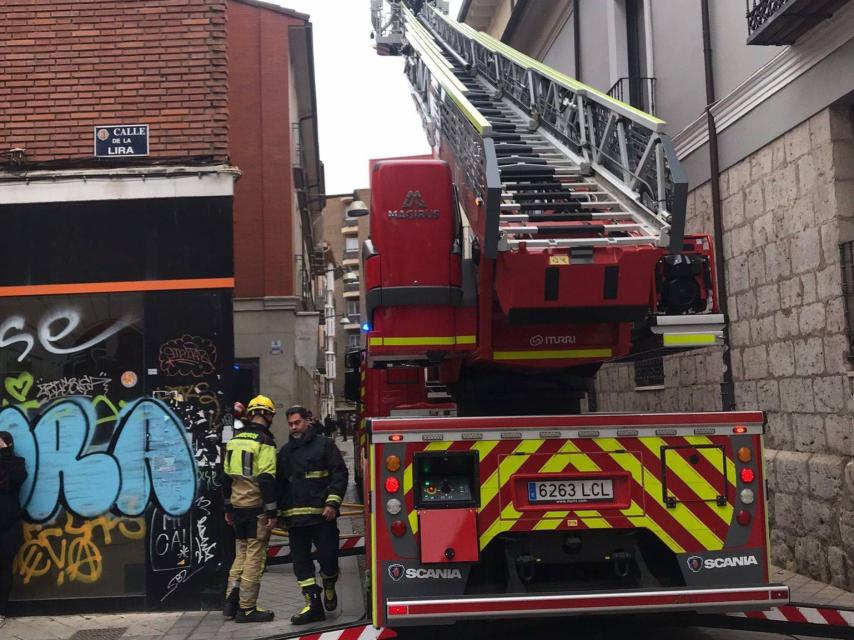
{"left": 501, "top": 236, "right": 660, "bottom": 249}
{"left": 501, "top": 225, "right": 607, "bottom": 236}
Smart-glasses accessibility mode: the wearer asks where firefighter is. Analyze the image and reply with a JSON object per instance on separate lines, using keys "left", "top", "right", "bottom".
{"left": 222, "top": 394, "right": 278, "bottom": 623}
{"left": 277, "top": 405, "right": 348, "bottom": 624}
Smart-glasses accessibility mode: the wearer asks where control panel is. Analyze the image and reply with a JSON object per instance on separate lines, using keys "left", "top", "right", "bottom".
{"left": 413, "top": 451, "right": 479, "bottom": 509}
{"left": 420, "top": 476, "right": 473, "bottom": 503}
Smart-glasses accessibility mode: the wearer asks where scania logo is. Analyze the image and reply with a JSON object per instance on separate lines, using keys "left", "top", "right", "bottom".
{"left": 687, "top": 554, "right": 758, "bottom": 572}
{"left": 386, "top": 564, "right": 463, "bottom": 580}
{"left": 388, "top": 564, "right": 405, "bottom": 581}
{"left": 387, "top": 190, "right": 440, "bottom": 220}
{"left": 687, "top": 556, "right": 703, "bottom": 573}
{"left": 529, "top": 334, "right": 576, "bottom": 347}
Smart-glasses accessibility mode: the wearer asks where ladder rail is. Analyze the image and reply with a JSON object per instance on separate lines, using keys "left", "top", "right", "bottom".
{"left": 401, "top": 6, "right": 502, "bottom": 257}
{"left": 421, "top": 4, "right": 688, "bottom": 250}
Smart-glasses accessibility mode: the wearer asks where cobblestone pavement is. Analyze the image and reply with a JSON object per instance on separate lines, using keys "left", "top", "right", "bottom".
{"left": 1, "top": 437, "right": 365, "bottom": 640}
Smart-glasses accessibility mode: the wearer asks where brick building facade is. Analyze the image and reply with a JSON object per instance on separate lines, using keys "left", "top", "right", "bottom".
{"left": 0, "top": 0, "right": 322, "bottom": 612}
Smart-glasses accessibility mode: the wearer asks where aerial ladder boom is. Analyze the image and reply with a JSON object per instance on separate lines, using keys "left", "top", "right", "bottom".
{"left": 370, "top": 1, "right": 724, "bottom": 364}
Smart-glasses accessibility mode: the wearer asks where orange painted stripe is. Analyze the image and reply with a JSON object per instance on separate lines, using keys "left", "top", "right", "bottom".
{"left": 0, "top": 277, "right": 235, "bottom": 297}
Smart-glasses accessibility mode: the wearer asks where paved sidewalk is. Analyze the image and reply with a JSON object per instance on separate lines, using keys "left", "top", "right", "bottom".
{"left": 0, "top": 437, "right": 365, "bottom": 640}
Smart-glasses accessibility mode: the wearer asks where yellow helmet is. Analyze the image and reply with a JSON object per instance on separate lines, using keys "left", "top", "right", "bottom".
{"left": 247, "top": 394, "right": 276, "bottom": 416}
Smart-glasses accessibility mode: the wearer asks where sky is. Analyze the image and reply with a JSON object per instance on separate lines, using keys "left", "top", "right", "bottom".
{"left": 271, "top": 0, "right": 464, "bottom": 194}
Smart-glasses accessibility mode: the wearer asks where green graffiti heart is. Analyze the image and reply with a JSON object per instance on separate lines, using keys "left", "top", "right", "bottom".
{"left": 4, "top": 372, "right": 33, "bottom": 402}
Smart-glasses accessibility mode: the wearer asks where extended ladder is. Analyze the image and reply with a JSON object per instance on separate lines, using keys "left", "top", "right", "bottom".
{"left": 371, "top": 0, "right": 723, "bottom": 348}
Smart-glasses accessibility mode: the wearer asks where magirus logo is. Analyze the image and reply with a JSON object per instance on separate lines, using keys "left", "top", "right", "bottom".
{"left": 529, "top": 334, "right": 577, "bottom": 347}
{"left": 387, "top": 190, "right": 440, "bottom": 219}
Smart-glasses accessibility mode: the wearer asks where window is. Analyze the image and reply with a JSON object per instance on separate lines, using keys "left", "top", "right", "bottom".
{"left": 345, "top": 237, "right": 359, "bottom": 252}
{"left": 634, "top": 356, "right": 664, "bottom": 390}
{"left": 347, "top": 300, "right": 360, "bottom": 318}
{"left": 347, "top": 333, "right": 360, "bottom": 348}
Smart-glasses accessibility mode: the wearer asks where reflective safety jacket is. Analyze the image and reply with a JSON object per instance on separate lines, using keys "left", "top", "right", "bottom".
{"left": 276, "top": 427, "right": 348, "bottom": 527}
{"left": 223, "top": 423, "right": 277, "bottom": 516}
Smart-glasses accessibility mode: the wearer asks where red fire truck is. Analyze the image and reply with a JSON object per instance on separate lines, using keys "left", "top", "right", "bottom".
{"left": 346, "top": 158, "right": 787, "bottom": 631}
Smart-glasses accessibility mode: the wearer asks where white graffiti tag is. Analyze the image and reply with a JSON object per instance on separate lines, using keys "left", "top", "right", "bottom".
{"left": 0, "top": 308, "right": 138, "bottom": 363}
{"left": 36, "top": 376, "right": 112, "bottom": 401}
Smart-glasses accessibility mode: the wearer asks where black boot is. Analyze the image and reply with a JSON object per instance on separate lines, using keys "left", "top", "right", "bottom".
{"left": 222, "top": 587, "right": 239, "bottom": 619}
{"left": 291, "top": 586, "right": 325, "bottom": 625}
{"left": 235, "top": 606, "right": 275, "bottom": 623}
{"left": 322, "top": 575, "right": 338, "bottom": 611}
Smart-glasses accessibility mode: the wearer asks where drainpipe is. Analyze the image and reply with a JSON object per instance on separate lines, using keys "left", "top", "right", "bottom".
{"left": 701, "top": 0, "right": 735, "bottom": 411}
{"left": 574, "top": 0, "right": 581, "bottom": 80}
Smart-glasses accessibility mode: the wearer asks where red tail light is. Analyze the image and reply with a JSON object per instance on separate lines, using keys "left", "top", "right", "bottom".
{"left": 736, "top": 509, "right": 752, "bottom": 526}
{"left": 385, "top": 477, "right": 400, "bottom": 493}
{"left": 390, "top": 520, "right": 407, "bottom": 537}
{"left": 740, "top": 467, "right": 755, "bottom": 483}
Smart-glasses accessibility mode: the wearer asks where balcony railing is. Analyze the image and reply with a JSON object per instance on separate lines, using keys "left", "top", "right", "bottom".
{"left": 606, "top": 76, "right": 656, "bottom": 117}
{"left": 746, "top": 0, "right": 851, "bottom": 45}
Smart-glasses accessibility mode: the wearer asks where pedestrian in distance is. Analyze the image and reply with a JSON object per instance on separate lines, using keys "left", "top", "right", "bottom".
{"left": 277, "top": 405, "right": 348, "bottom": 624}
{"left": 338, "top": 415, "right": 348, "bottom": 442}
{"left": 0, "top": 431, "right": 27, "bottom": 628}
{"left": 324, "top": 414, "right": 336, "bottom": 440}
{"left": 222, "top": 395, "right": 278, "bottom": 623}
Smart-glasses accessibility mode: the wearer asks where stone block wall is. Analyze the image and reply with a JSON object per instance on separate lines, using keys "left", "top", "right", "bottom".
{"left": 595, "top": 105, "right": 854, "bottom": 588}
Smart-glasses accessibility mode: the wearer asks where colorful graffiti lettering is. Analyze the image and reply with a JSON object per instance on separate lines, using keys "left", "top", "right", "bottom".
{"left": 158, "top": 335, "right": 217, "bottom": 377}
{"left": 0, "top": 308, "right": 137, "bottom": 363}
{"left": 0, "top": 397, "right": 198, "bottom": 522}
{"left": 14, "top": 513, "right": 145, "bottom": 586}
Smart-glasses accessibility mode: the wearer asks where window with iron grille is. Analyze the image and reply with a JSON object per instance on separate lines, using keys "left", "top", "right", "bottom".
{"left": 840, "top": 241, "right": 854, "bottom": 359}
{"left": 634, "top": 356, "right": 664, "bottom": 389}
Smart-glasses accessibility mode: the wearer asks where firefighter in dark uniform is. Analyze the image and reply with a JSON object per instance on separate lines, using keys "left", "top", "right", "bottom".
{"left": 222, "top": 395, "right": 278, "bottom": 623}
{"left": 277, "top": 405, "right": 348, "bottom": 624}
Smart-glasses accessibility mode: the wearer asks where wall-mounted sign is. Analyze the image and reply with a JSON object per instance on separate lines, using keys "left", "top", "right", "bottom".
{"left": 270, "top": 339, "right": 283, "bottom": 355}
{"left": 94, "top": 124, "right": 149, "bottom": 157}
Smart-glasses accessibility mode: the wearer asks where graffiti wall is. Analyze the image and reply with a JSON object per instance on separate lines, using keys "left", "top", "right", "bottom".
{"left": 0, "top": 290, "right": 233, "bottom": 608}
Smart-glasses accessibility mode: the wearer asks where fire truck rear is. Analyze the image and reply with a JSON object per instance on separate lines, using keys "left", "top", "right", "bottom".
{"left": 346, "top": 1, "right": 788, "bottom": 629}
{"left": 348, "top": 159, "right": 787, "bottom": 629}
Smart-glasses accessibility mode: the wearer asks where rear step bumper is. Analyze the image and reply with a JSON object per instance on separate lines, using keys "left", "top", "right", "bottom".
{"left": 387, "top": 584, "right": 790, "bottom": 622}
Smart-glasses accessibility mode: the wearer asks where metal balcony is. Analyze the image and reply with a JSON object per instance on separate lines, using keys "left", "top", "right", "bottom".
{"left": 606, "top": 76, "right": 656, "bottom": 116}
{"left": 746, "top": 0, "right": 851, "bottom": 45}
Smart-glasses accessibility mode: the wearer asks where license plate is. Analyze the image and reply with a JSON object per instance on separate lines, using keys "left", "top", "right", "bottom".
{"left": 528, "top": 479, "right": 614, "bottom": 503}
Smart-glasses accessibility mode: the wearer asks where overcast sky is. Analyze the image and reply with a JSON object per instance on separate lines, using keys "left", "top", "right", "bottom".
{"left": 271, "top": 0, "right": 463, "bottom": 194}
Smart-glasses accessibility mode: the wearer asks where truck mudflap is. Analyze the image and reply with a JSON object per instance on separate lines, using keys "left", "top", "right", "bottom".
{"left": 385, "top": 584, "right": 790, "bottom": 622}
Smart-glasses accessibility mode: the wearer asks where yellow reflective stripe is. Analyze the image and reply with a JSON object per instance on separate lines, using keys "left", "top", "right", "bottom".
{"left": 371, "top": 336, "right": 476, "bottom": 347}
{"left": 597, "top": 437, "right": 721, "bottom": 550}
{"left": 282, "top": 507, "right": 324, "bottom": 517}
{"left": 369, "top": 445, "right": 378, "bottom": 628}
{"left": 684, "top": 437, "right": 737, "bottom": 489}
{"left": 298, "top": 578, "right": 317, "bottom": 588}
{"left": 493, "top": 348, "right": 613, "bottom": 361}
{"left": 305, "top": 470, "right": 330, "bottom": 478}
{"left": 640, "top": 438, "right": 733, "bottom": 525}
{"left": 662, "top": 333, "right": 718, "bottom": 346}
{"left": 326, "top": 494, "right": 343, "bottom": 504}
{"left": 481, "top": 440, "right": 544, "bottom": 511}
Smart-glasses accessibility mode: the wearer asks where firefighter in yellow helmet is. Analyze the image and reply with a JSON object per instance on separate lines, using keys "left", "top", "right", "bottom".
{"left": 222, "top": 395, "right": 278, "bottom": 623}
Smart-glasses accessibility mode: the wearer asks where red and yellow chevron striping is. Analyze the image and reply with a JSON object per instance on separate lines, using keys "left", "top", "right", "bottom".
{"left": 400, "top": 435, "right": 737, "bottom": 554}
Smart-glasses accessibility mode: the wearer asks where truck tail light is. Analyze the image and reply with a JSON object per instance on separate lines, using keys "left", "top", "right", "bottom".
{"left": 390, "top": 520, "right": 407, "bottom": 537}
{"left": 385, "top": 477, "right": 400, "bottom": 493}
{"left": 385, "top": 455, "right": 401, "bottom": 472}
{"left": 737, "top": 447, "right": 752, "bottom": 462}
{"left": 740, "top": 468, "right": 755, "bottom": 483}
{"left": 386, "top": 498, "right": 402, "bottom": 514}
{"left": 740, "top": 488, "right": 755, "bottom": 505}
{"left": 736, "top": 509, "right": 752, "bottom": 526}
